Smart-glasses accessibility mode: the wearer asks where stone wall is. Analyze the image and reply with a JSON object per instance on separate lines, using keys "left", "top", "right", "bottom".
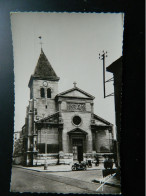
{"left": 34, "top": 153, "right": 59, "bottom": 166}
{"left": 31, "top": 79, "right": 58, "bottom": 119}
{"left": 32, "top": 79, "right": 58, "bottom": 99}
{"left": 37, "top": 127, "right": 59, "bottom": 144}
{"left": 61, "top": 111, "right": 92, "bottom": 153}
{"left": 34, "top": 99, "right": 57, "bottom": 119}
{"left": 59, "top": 152, "right": 73, "bottom": 165}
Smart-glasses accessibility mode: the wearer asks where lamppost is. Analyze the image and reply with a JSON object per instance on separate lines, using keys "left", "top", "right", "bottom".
{"left": 44, "top": 129, "right": 47, "bottom": 154}
{"left": 44, "top": 129, "right": 48, "bottom": 170}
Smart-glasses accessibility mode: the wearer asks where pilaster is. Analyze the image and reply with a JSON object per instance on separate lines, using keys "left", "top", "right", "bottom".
{"left": 58, "top": 101, "right": 63, "bottom": 123}
{"left": 58, "top": 129, "right": 63, "bottom": 151}
{"left": 91, "top": 102, "right": 95, "bottom": 124}
{"left": 91, "top": 130, "right": 96, "bottom": 151}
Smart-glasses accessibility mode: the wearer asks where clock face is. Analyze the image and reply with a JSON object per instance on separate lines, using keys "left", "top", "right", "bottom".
{"left": 43, "top": 81, "right": 48, "bottom": 87}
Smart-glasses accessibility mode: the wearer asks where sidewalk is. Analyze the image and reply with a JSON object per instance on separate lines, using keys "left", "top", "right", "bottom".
{"left": 14, "top": 164, "right": 71, "bottom": 172}
{"left": 13, "top": 163, "right": 116, "bottom": 172}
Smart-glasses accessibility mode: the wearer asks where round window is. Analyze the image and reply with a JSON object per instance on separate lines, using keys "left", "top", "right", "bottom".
{"left": 72, "top": 116, "right": 82, "bottom": 126}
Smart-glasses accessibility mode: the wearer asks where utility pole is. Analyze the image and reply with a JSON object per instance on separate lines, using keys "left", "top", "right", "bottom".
{"left": 99, "top": 51, "right": 107, "bottom": 98}
{"left": 99, "top": 51, "right": 114, "bottom": 98}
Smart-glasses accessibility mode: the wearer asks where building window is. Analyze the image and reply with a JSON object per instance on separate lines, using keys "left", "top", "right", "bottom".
{"left": 37, "top": 143, "right": 45, "bottom": 153}
{"left": 72, "top": 115, "right": 82, "bottom": 126}
{"left": 34, "top": 108, "right": 37, "bottom": 115}
{"left": 47, "top": 88, "right": 51, "bottom": 98}
{"left": 30, "top": 89, "right": 33, "bottom": 99}
{"left": 40, "top": 88, "right": 45, "bottom": 98}
{"left": 47, "top": 144, "right": 59, "bottom": 153}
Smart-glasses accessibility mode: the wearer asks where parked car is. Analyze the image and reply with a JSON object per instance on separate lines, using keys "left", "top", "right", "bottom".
{"left": 71, "top": 161, "right": 87, "bottom": 171}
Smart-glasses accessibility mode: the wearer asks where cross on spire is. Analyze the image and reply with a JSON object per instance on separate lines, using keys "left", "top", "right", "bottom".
{"left": 73, "top": 81, "right": 77, "bottom": 88}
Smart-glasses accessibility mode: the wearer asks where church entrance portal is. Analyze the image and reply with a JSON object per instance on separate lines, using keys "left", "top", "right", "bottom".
{"left": 72, "top": 139, "right": 83, "bottom": 162}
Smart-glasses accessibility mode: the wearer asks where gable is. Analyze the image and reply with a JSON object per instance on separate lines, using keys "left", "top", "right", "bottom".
{"left": 63, "top": 90, "right": 89, "bottom": 98}
{"left": 56, "top": 87, "right": 95, "bottom": 100}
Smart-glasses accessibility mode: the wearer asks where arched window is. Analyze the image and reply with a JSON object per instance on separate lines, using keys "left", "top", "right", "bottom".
{"left": 40, "top": 88, "right": 45, "bottom": 98}
{"left": 47, "top": 88, "right": 51, "bottom": 98}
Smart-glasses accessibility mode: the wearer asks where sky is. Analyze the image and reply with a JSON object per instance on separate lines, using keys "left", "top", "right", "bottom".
{"left": 10, "top": 12, "right": 124, "bottom": 137}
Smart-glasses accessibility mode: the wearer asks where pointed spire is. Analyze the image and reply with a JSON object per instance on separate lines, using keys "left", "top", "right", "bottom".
{"left": 28, "top": 40, "right": 60, "bottom": 88}
{"left": 33, "top": 48, "right": 59, "bottom": 80}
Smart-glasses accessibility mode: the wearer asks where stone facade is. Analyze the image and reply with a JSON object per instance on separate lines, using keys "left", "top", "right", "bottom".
{"left": 21, "top": 49, "right": 114, "bottom": 166}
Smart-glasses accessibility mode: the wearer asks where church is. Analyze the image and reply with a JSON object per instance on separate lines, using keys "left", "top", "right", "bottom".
{"left": 21, "top": 49, "right": 114, "bottom": 166}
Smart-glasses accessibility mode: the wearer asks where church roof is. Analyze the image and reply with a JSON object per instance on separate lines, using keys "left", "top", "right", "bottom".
{"left": 34, "top": 49, "right": 59, "bottom": 79}
{"left": 56, "top": 86, "right": 95, "bottom": 100}
{"left": 93, "top": 114, "right": 113, "bottom": 126}
{"left": 28, "top": 49, "right": 59, "bottom": 87}
{"left": 35, "top": 112, "right": 60, "bottom": 123}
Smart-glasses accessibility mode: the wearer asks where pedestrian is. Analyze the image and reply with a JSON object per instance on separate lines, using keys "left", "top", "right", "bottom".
{"left": 87, "top": 156, "right": 92, "bottom": 167}
{"left": 95, "top": 155, "right": 99, "bottom": 166}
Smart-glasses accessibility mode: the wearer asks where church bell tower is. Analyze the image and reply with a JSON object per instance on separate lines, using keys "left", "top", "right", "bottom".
{"left": 25, "top": 48, "right": 60, "bottom": 166}
{"left": 28, "top": 48, "right": 60, "bottom": 120}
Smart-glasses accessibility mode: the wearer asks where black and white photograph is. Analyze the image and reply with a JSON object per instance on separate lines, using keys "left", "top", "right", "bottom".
{"left": 10, "top": 12, "right": 124, "bottom": 194}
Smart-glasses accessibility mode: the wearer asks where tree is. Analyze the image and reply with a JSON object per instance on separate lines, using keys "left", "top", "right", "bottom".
{"left": 13, "top": 138, "right": 24, "bottom": 157}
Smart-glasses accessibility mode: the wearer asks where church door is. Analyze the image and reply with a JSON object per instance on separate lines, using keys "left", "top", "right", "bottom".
{"left": 72, "top": 139, "right": 83, "bottom": 162}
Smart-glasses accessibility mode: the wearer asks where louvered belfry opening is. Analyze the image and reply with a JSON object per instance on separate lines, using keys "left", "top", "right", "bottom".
{"left": 40, "top": 88, "right": 45, "bottom": 98}
{"left": 47, "top": 88, "right": 51, "bottom": 98}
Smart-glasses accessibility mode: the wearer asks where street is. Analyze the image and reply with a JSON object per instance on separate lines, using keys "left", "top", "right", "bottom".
{"left": 10, "top": 166, "right": 121, "bottom": 194}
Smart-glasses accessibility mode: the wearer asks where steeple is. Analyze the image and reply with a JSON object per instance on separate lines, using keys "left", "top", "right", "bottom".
{"left": 34, "top": 49, "right": 58, "bottom": 79}
{"left": 28, "top": 49, "right": 59, "bottom": 87}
